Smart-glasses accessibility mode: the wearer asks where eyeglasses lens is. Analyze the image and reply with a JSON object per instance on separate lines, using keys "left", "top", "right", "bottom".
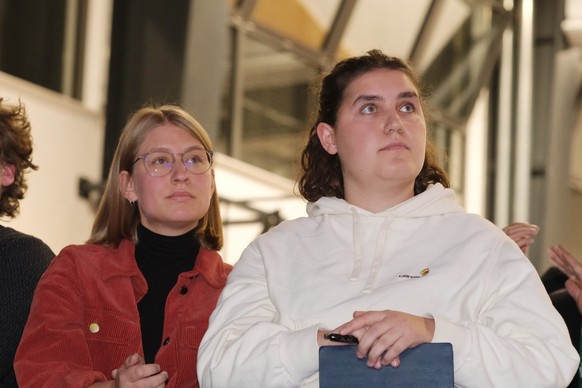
{"left": 144, "top": 150, "right": 211, "bottom": 176}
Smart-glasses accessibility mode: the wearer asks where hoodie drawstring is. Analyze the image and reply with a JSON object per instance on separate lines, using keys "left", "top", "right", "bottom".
{"left": 350, "top": 207, "right": 393, "bottom": 293}
{"left": 361, "top": 217, "right": 393, "bottom": 294}
{"left": 350, "top": 208, "right": 362, "bottom": 281}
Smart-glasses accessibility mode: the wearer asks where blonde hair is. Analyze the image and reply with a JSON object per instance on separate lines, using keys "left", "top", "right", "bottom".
{"left": 87, "top": 104, "right": 223, "bottom": 249}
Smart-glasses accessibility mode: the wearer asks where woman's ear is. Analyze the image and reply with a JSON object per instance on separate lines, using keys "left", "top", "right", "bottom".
{"left": 118, "top": 171, "right": 138, "bottom": 202}
{"left": 1, "top": 164, "right": 16, "bottom": 187}
{"left": 317, "top": 122, "right": 338, "bottom": 155}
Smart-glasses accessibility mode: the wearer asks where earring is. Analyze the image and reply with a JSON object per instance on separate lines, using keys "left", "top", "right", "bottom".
{"left": 128, "top": 199, "right": 135, "bottom": 206}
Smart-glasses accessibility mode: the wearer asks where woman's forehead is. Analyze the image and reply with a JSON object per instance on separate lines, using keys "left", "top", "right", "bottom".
{"left": 342, "top": 69, "right": 418, "bottom": 103}
{"left": 139, "top": 124, "right": 201, "bottom": 151}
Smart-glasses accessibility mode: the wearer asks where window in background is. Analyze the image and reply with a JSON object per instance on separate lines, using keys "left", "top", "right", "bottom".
{"left": 0, "top": 0, "right": 85, "bottom": 98}
{"left": 238, "top": 39, "right": 317, "bottom": 180}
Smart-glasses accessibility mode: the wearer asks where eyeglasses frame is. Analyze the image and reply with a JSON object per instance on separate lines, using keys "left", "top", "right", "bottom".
{"left": 131, "top": 147, "right": 214, "bottom": 177}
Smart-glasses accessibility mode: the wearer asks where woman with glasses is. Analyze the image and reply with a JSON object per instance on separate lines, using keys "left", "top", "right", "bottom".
{"left": 15, "top": 104, "right": 231, "bottom": 387}
{"left": 197, "top": 50, "right": 578, "bottom": 387}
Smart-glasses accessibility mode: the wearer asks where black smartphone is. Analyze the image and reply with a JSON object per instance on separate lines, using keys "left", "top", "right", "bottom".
{"left": 323, "top": 333, "right": 359, "bottom": 344}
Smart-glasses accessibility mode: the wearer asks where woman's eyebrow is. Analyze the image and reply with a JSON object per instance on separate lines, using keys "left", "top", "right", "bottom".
{"left": 147, "top": 145, "right": 205, "bottom": 153}
{"left": 352, "top": 95, "right": 383, "bottom": 106}
{"left": 352, "top": 91, "right": 418, "bottom": 106}
{"left": 398, "top": 90, "right": 419, "bottom": 99}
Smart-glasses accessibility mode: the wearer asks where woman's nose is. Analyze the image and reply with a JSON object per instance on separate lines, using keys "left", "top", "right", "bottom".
{"left": 171, "top": 157, "right": 190, "bottom": 181}
{"left": 384, "top": 112, "right": 403, "bottom": 134}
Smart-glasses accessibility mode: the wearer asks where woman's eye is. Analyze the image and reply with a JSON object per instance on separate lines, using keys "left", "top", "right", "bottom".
{"left": 186, "top": 156, "right": 203, "bottom": 165}
{"left": 361, "top": 104, "right": 377, "bottom": 114}
{"left": 148, "top": 152, "right": 173, "bottom": 166}
{"left": 400, "top": 103, "right": 415, "bottom": 113}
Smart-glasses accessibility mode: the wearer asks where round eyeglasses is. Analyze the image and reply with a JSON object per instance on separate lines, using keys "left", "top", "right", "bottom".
{"left": 132, "top": 148, "right": 213, "bottom": 176}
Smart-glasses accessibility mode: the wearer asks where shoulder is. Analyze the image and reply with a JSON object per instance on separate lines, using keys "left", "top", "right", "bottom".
{"left": 197, "top": 248, "right": 232, "bottom": 286}
{"left": 0, "top": 226, "right": 53, "bottom": 252}
{"left": 260, "top": 215, "right": 313, "bottom": 238}
{"left": 457, "top": 213, "right": 509, "bottom": 238}
{"left": 51, "top": 240, "right": 136, "bottom": 274}
{"left": 0, "top": 228, "right": 55, "bottom": 285}
{"left": 448, "top": 214, "right": 528, "bottom": 268}
{"left": 0, "top": 227, "right": 55, "bottom": 272}
{"left": 444, "top": 213, "right": 514, "bottom": 253}
{"left": 58, "top": 239, "right": 133, "bottom": 256}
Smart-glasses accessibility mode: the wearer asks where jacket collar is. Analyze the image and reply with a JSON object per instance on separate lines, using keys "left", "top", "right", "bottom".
{"left": 100, "top": 239, "right": 228, "bottom": 290}
{"left": 191, "top": 247, "right": 230, "bottom": 289}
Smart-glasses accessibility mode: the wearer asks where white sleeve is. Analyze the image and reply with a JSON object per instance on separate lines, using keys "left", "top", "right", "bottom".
{"left": 432, "top": 240, "right": 579, "bottom": 388}
{"left": 197, "top": 243, "right": 320, "bottom": 388}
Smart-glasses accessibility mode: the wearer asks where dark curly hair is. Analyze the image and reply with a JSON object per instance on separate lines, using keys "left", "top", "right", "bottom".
{"left": 0, "top": 98, "right": 38, "bottom": 218}
{"left": 298, "top": 49, "right": 449, "bottom": 202}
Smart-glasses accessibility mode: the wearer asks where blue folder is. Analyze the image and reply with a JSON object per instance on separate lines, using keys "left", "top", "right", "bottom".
{"left": 319, "top": 342, "right": 454, "bottom": 387}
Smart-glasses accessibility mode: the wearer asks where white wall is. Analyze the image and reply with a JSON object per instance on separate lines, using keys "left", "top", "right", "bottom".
{"left": 1, "top": 72, "right": 104, "bottom": 254}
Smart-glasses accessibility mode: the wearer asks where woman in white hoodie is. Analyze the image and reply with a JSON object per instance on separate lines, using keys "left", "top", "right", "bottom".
{"left": 198, "top": 50, "right": 579, "bottom": 387}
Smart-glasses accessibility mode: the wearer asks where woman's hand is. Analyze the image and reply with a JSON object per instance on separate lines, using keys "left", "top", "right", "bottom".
{"left": 335, "top": 310, "right": 434, "bottom": 369}
{"left": 549, "top": 245, "right": 582, "bottom": 313}
{"left": 110, "top": 353, "right": 168, "bottom": 388}
{"left": 503, "top": 222, "right": 539, "bottom": 255}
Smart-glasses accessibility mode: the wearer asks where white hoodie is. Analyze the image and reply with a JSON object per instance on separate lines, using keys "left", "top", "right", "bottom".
{"left": 198, "top": 184, "right": 579, "bottom": 387}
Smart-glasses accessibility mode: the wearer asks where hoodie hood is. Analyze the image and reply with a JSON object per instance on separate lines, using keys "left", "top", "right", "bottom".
{"left": 306, "top": 183, "right": 464, "bottom": 219}
{"left": 305, "top": 183, "right": 465, "bottom": 293}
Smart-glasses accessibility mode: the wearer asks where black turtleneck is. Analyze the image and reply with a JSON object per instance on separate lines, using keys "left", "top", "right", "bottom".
{"left": 135, "top": 224, "right": 200, "bottom": 363}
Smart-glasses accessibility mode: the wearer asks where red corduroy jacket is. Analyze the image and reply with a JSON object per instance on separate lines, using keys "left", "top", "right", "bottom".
{"left": 14, "top": 239, "right": 231, "bottom": 387}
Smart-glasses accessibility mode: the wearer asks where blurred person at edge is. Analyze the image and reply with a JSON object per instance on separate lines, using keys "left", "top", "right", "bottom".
{"left": 197, "top": 50, "right": 578, "bottom": 387}
{"left": 502, "top": 223, "right": 582, "bottom": 388}
{"left": 546, "top": 244, "right": 582, "bottom": 388}
{"left": 0, "top": 98, "right": 55, "bottom": 388}
{"left": 14, "top": 104, "right": 231, "bottom": 387}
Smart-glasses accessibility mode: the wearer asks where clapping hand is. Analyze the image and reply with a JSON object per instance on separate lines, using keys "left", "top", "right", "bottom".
{"left": 549, "top": 245, "right": 582, "bottom": 314}
{"left": 110, "top": 353, "right": 168, "bottom": 388}
{"left": 503, "top": 222, "right": 539, "bottom": 255}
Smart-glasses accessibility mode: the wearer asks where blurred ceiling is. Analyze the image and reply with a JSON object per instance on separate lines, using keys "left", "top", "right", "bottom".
{"left": 240, "top": 0, "right": 477, "bottom": 84}
{"left": 232, "top": 0, "right": 510, "bottom": 178}
{"left": 298, "top": 0, "right": 471, "bottom": 72}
